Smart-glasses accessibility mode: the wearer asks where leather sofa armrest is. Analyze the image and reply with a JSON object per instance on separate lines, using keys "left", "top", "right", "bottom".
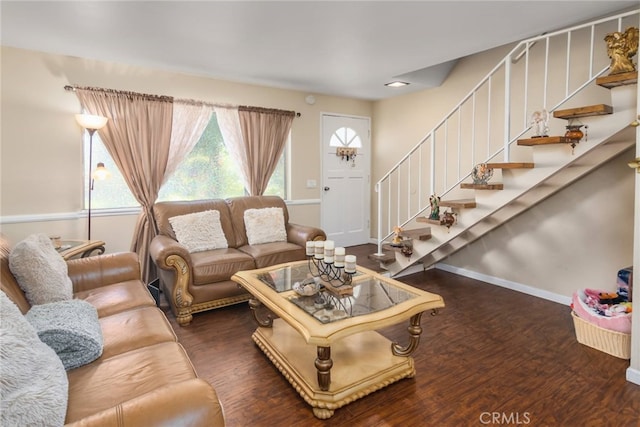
{"left": 67, "top": 252, "right": 142, "bottom": 293}
{"left": 64, "top": 379, "right": 225, "bottom": 427}
{"left": 286, "top": 223, "right": 327, "bottom": 247}
{"left": 149, "top": 235, "right": 193, "bottom": 270}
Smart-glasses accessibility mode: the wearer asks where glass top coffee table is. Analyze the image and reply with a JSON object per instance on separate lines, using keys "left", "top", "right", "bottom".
{"left": 232, "top": 260, "right": 445, "bottom": 419}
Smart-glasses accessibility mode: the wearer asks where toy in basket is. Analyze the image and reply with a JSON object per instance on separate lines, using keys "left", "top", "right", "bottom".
{"left": 571, "top": 284, "right": 632, "bottom": 359}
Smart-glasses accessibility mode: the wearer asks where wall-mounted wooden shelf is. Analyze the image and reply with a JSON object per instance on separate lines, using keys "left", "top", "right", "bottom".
{"left": 460, "top": 183, "right": 504, "bottom": 190}
{"left": 553, "top": 104, "right": 613, "bottom": 119}
{"left": 517, "top": 136, "right": 572, "bottom": 146}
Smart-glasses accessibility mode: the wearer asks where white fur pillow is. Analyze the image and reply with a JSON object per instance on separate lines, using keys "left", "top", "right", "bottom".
{"left": 8, "top": 233, "right": 73, "bottom": 305}
{"left": 0, "top": 292, "right": 68, "bottom": 426}
{"left": 244, "top": 207, "right": 287, "bottom": 245}
{"left": 169, "top": 210, "right": 228, "bottom": 253}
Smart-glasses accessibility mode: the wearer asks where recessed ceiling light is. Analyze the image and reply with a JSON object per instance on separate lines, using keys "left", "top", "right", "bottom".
{"left": 385, "top": 81, "right": 410, "bottom": 88}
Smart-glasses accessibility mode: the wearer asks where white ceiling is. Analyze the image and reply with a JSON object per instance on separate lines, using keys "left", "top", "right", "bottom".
{"left": 1, "top": 1, "right": 637, "bottom": 100}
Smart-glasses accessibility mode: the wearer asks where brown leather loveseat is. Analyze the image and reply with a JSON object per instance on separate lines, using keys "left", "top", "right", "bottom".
{"left": 150, "top": 195, "right": 326, "bottom": 326}
{"left": 0, "top": 236, "right": 225, "bottom": 426}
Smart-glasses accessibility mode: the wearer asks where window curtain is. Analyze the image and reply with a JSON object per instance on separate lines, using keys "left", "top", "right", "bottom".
{"left": 214, "top": 106, "right": 249, "bottom": 192}
{"left": 217, "top": 106, "right": 295, "bottom": 196}
{"left": 165, "top": 101, "right": 214, "bottom": 183}
{"left": 74, "top": 88, "right": 173, "bottom": 282}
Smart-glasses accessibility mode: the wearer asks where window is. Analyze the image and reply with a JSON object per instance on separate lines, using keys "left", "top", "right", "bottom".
{"left": 85, "top": 114, "right": 286, "bottom": 209}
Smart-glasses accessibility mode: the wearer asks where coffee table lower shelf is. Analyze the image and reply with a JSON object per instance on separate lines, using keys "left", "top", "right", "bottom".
{"left": 252, "top": 319, "right": 416, "bottom": 419}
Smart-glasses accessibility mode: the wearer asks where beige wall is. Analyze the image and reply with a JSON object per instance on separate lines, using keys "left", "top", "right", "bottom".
{"left": 0, "top": 46, "right": 371, "bottom": 251}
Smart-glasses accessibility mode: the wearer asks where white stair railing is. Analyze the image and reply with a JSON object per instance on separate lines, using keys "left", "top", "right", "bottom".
{"left": 375, "top": 9, "right": 638, "bottom": 256}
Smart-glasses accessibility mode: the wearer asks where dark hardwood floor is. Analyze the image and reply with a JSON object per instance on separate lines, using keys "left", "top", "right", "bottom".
{"left": 162, "top": 245, "right": 639, "bottom": 426}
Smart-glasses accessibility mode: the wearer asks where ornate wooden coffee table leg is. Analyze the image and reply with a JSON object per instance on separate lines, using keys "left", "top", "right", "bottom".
{"left": 391, "top": 312, "right": 424, "bottom": 356}
{"left": 248, "top": 298, "right": 274, "bottom": 327}
{"left": 315, "top": 346, "right": 332, "bottom": 390}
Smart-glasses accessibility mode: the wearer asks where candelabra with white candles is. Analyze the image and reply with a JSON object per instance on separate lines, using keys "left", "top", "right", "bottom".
{"left": 305, "top": 240, "right": 356, "bottom": 289}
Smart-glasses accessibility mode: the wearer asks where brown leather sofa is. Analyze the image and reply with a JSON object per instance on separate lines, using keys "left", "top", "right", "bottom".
{"left": 0, "top": 236, "right": 225, "bottom": 426}
{"left": 150, "top": 195, "right": 326, "bottom": 326}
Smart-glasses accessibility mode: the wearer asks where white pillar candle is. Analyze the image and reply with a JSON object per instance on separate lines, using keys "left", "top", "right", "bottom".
{"left": 324, "top": 240, "right": 335, "bottom": 261}
{"left": 314, "top": 240, "right": 325, "bottom": 259}
{"left": 306, "top": 241, "right": 315, "bottom": 256}
{"left": 345, "top": 255, "right": 357, "bottom": 273}
{"left": 334, "top": 247, "right": 345, "bottom": 267}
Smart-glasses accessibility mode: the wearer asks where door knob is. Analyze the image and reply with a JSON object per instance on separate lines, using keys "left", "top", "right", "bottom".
{"left": 324, "top": 186, "right": 330, "bottom": 191}
{"left": 628, "top": 157, "right": 640, "bottom": 173}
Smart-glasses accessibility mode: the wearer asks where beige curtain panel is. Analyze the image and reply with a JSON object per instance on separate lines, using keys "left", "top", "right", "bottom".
{"left": 74, "top": 86, "right": 173, "bottom": 282}
{"left": 237, "top": 106, "right": 295, "bottom": 196}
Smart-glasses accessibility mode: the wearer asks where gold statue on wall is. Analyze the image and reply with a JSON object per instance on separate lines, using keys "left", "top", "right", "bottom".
{"left": 604, "top": 27, "right": 639, "bottom": 75}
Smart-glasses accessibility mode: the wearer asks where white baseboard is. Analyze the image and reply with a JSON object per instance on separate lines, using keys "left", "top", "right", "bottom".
{"left": 434, "top": 263, "right": 572, "bottom": 306}
{"left": 627, "top": 367, "right": 640, "bottom": 385}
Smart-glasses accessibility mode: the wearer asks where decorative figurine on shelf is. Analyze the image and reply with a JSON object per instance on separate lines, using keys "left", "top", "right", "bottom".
{"left": 392, "top": 226, "right": 404, "bottom": 245}
{"left": 400, "top": 239, "right": 413, "bottom": 259}
{"left": 604, "top": 27, "right": 639, "bottom": 75}
{"left": 440, "top": 209, "right": 457, "bottom": 231}
{"left": 471, "top": 163, "right": 493, "bottom": 185}
{"left": 530, "top": 109, "right": 549, "bottom": 138}
{"left": 429, "top": 194, "right": 441, "bottom": 220}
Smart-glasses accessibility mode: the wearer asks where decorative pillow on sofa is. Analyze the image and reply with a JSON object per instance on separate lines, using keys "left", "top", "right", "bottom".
{"left": 26, "top": 299, "right": 103, "bottom": 371}
{"left": 244, "top": 207, "right": 287, "bottom": 245}
{"left": 169, "top": 210, "right": 228, "bottom": 253}
{"left": 0, "top": 292, "right": 68, "bottom": 426}
{"left": 8, "top": 233, "right": 73, "bottom": 305}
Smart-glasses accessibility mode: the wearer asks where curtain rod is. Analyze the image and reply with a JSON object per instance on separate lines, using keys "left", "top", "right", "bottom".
{"left": 64, "top": 85, "right": 301, "bottom": 117}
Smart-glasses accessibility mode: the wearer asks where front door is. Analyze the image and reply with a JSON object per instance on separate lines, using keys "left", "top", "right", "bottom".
{"left": 321, "top": 114, "right": 371, "bottom": 247}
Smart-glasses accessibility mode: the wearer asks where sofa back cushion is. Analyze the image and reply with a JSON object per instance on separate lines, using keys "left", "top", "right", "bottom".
{"left": 153, "top": 199, "right": 236, "bottom": 248}
{"left": 0, "top": 235, "right": 31, "bottom": 314}
{"left": 225, "top": 196, "right": 290, "bottom": 248}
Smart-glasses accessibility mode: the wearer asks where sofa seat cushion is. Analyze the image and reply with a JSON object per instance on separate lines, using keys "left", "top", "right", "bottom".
{"left": 65, "top": 342, "right": 197, "bottom": 424}
{"left": 99, "top": 306, "right": 177, "bottom": 360}
{"left": 191, "top": 248, "right": 256, "bottom": 285}
{"left": 238, "top": 241, "right": 306, "bottom": 269}
{"left": 74, "top": 280, "right": 155, "bottom": 318}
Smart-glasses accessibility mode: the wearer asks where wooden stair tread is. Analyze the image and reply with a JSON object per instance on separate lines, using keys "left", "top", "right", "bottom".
{"left": 439, "top": 198, "right": 477, "bottom": 208}
{"left": 596, "top": 71, "right": 637, "bottom": 88}
{"left": 417, "top": 217, "right": 441, "bottom": 225}
{"left": 401, "top": 227, "right": 432, "bottom": 241}
{"left": 517, "top": 136, "right": 573, "bottom": 146}
{"left": 460, "top": 183, "right": 504, "bottom": 190}
{"left": 368, "top": 252, "right": 395, "bottom": 264}
{"left": 485, "top": 162, "right": 534, "bottom": 169}
{"left": 553, "top": 104, "right": 613, "bottom": 119}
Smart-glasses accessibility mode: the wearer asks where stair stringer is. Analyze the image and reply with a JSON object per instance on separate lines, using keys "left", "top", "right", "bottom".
{"left": 384, "top": 85, "right": 637, "bottom": 276}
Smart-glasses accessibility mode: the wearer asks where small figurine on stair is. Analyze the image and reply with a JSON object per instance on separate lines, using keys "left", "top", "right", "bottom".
{"left": 604, "top": 26, "right": 638, "bottom": 76}
{"left": 429, "top": 194, "right": 441, "bottom": 220}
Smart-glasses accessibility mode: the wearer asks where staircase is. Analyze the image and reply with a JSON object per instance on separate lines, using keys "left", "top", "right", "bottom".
{"left": 372, "top": 10, "right": 639, "bottom": 276}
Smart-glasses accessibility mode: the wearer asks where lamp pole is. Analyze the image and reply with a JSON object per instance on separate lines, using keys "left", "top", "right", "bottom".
{"left": 75, "top": 114, "right": 108, "bottom": 241}
{"left": 87, "top": 128, "right": 96, "bottom": 240}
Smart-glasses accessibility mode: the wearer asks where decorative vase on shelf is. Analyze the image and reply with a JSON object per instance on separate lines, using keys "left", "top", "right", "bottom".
{"left": 564, "top": 124, "right": 584, "bottom": 143}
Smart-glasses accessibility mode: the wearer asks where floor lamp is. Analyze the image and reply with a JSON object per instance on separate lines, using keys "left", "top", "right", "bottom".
{"left": 75, "top": 113, "right": 108, "bottom": 240}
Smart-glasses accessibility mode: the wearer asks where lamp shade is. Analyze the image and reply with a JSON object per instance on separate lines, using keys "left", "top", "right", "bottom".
{"left": 75, "top": 113, "right": 108, "bottom": 130}
{"left": 92, "top": 162, "right": 111, "bottom": 180}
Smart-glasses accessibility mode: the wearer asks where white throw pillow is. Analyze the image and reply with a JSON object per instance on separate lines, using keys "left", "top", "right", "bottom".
{"left": 0, "top": 292, "right": 68, "bottom": 426}
{"left": 169, "top": 210, "right": 228, "bottom": 253}
{"left": 244, "top": 207, "right": 287, "bottom": 245}
{"left": 8, "top": 233, "right": 73, "bottom": 305}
